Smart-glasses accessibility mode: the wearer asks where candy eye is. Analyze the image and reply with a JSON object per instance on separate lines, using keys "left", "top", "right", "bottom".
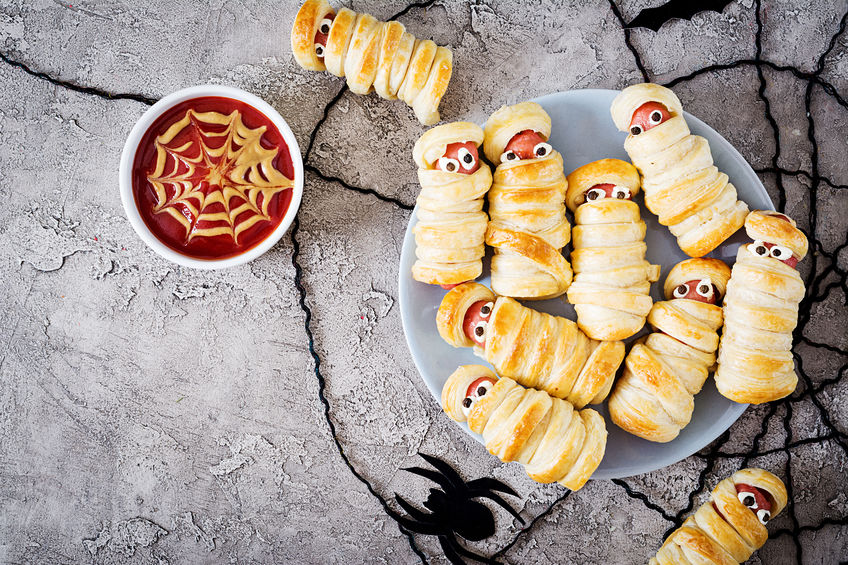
{"left": 315, "top": 43, "right": 325, "bottom": 57}
{"left": 696, "top": 279, "right": 714, "bottom": 299}
{"left": 438, "top": 156, "right": 460, "bottom": 173}
{"left": 461, "top": 396, "right": 474, "bottom": 416}
{"left": 585, "top": 188, "right": 606, "bottom": 202}
{"left": 612, "top": 186, "right": 630, "bottom": 199}
{"left": 500, "top": 150, "right": 518, "bottom": 163}
{"left": 472, "top": 321, "right": 487, "bottom": 343}
{"left": 649, "top": 111, "right": 663, "bottom": 125}
{"left": 673, "top": 283, "right": 689, "bottom": 298}
{"left": 770, "top": 245, "right": 792, "bottom": 260}
{"left": 738, "top": 492, "right": 757, "bottom": 508}
{"left": 475, "top": 381, "right": 492, "bottom": 397}
{"left": 457, "top": 147, "right": 476, "bottom": 170}
{"left": 480, "top": 302, "right": 493, "bottom": 318}
{"left": 319, "top": 18, "right": 333, "bottom": 35}
{"left": 533, "top": 142, "right": 552, "bottom": 158}
{"left": 757, "top": 509, "right": 771, "bottom": 525}
{"left": 630, "top": 125, "right": 643, "bottom": 136}
{"left": 748, "top": 239, "right": 769, "bottom": 257}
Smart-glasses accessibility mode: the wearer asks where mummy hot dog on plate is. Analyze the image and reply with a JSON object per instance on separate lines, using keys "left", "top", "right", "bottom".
{"left": 608, "top": 258, "right": 732, "bottom": 442}
{"left": 651, "top": 468, "right": 787, "bottom": 564}
{"left": 290, "top": 0, "right": 452, "bottom": 125}
{"left": 483, "top": 102, "right": 572, "bottom": 299}
{"left": 411, "top": 122, "right": 492, "bottom": 286}
{"left": 715, "top": 211, "right": 808, "bottom": 404}
{"left": 442, "top": 365, "right": 606, "bottom": 491}
{"left": 437, "top": 283, "right": 625, "bottom": 408}
{"left": 610, "top": 83, "right": 749, "bottom": 257}
{"left": 565, "top": 158, "right": 660, "bottom": 341}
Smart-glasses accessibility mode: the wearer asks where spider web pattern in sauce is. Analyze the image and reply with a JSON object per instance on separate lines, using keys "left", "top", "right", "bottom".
{"left": 132, "top": 96, "right": 295, "bottom": 259}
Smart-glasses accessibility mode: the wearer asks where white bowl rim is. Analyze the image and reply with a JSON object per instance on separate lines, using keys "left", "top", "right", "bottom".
{"left": 118, "top": 84, "right": 304, "bottom": 270}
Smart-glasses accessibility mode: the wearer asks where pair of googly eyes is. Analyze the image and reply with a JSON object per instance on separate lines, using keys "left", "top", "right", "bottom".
{"left": 673, "top": 279, "right": 713, "bottom": 299}
{"left": 748, "top": 239, "right": 792, "bottom": 261}
{"left": 499, "top": 142, "right": 552, "bottom": 163}
{"left": 585, "top": 186, "right": 630, "bottom": 202}
{"left": 470, "top": 302, "right": 494, "bottom": 344}
{"left": 737, "top": 492, "right": 771, "bottom": 524}
{"left": 438, "top": 148, "right": 477, "bottom": 173}
{"left": 629, "top": 110, "right": 665, "bottom": 136}
{"left": 460, "top": 380, "right": 494, "bottom": 416}
{"left": 313, "top": 17, "right": 334, "bottom": 56}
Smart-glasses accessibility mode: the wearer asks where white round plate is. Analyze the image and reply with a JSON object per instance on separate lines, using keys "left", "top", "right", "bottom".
{"left": 399, "top": 89, "right": 775, "bottom": 480}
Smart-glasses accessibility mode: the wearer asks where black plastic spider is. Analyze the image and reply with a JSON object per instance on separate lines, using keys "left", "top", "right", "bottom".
{"left": 391, "top": 453, "right": 525, "bottom": 565}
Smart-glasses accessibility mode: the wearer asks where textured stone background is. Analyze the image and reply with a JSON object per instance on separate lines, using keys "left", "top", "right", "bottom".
{"left": 1, "top": 0, "right": 846, "bottom": 563}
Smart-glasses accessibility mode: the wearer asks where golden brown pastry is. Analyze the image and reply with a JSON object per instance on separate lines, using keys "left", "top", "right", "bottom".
{"left": 411, "top": 122, "right": 492, "bottom": 285}
{"left": 715, "top": 211, "right": 808, "bottom": 404}
{"left": 436, "top": 283, "right": 624, "bottom": 408}
{"left": 290, "top": 0, "right": 452, "bottom": 125}
{"left": 442, "top": 365, "right": 606, "bottom": 491}
{"left": 651, "top": 468, "right": 787, "bottom": 564}
{"left": 608, "top": 258, "right": 732, "bottom": 442}
{"left": 483, "top": 102, "right": 572, "bottom": 299}
{"left": 565, "top": 158, "right": 660, "bottom": 340}
{"left": 610, "top": 83, "right": 749, "bottom": 257}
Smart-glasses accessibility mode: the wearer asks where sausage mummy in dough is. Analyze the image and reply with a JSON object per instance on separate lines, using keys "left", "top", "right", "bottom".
{"left": 290, "top": 0, "right": 453, "bottom": 125}
{"left": 441, "top": 365, "right": 606, "bottom": 491}
{"left": 411, "top": 122, "right": 493, "bottom": 286}
{"left": 436, "top": 283, "right": 625, "bottom": 408}
{"left": 651, "top": 467, "right": 787, "bottom": 564}
{"left": 565, "top": 158, "right": 661, "bottom": 341}
{"left": 610, "top": 83, "right": 749, "bottom": 257}
{"left": 483, "top": 102, "right": 572, "bottom": 299}
{"left": 715, "top": 210, "right": 808, "bottom": 404}
{"left": 608, "top": 258, "right": 732, "bottom": 442}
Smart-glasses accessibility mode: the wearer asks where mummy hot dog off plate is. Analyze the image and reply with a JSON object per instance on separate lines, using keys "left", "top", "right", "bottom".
{"left": 400, "top": 89, "right": 774, "bottom": 479}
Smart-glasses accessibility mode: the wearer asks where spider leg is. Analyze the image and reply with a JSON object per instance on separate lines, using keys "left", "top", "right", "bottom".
{"left": 466, "top": 477, "right": 519, "bottom": 498}
{"left": 417, "top": 453, "right": 468, "bottom": 494}
{"left": 403, "top": 466, "right": 457, "bottom": 495}
{"left": 439, "top": 534, "right": 501, "bottom": 565}
{"left": 468, "top": 491, "right": 525, "bottom": 525}
{"left": 391, "top": 514, "right": 445, "bottom": 536}
{"left": 394, "top": 493, "right": 440, "bottom": 524}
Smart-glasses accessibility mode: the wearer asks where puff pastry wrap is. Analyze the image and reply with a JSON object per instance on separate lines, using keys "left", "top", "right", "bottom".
{"left": 483, "top": 102, "right": 572, "bottom": 299}
{"left": 411, "top": 122, "right": 492, "bottom": 285}
{"left": 608, "top": 258, "right": 732, "bottom": 442}
{"left": 610, "top": 83, "right": 749, "bottom": 257}
{"left": 651, "top": 468, "right": 787, "bottom": 564}
{"left": 715, "top": 211, "right": 809, "bottom": 404}
{"left": 290, "top": 0, "right": 452, "bottom": 125}
{"left": 437, "top": 282, "right": 625, "bottom": 408}
{"left": 565, "top": 158, "right": 661, "bottom": 340}
{"left": 442, "top": 365, "right": 606, "bottom": 491}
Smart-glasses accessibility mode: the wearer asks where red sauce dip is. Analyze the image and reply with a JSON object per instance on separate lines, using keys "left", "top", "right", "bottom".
{"left": 132, "top": 96, "right": 294, "bottom": 260}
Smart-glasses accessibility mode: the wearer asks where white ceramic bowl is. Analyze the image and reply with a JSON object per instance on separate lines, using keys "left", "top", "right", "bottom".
{"left": 119, "top": 85, "right": 303, "bottom": 269}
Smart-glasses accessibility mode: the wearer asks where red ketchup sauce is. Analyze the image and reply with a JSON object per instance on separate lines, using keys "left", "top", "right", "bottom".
{"left": 132, "top": 96, "right": 294, "bottom": 260}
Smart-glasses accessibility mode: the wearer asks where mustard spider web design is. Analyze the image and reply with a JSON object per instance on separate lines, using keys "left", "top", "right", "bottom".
{"left": 147, "top": 108, "right": 293, "bottom": 244}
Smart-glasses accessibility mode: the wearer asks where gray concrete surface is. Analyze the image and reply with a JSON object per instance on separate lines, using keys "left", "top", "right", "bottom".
{"left": 1, "top": 1, "right": 846, "bottom": 563}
